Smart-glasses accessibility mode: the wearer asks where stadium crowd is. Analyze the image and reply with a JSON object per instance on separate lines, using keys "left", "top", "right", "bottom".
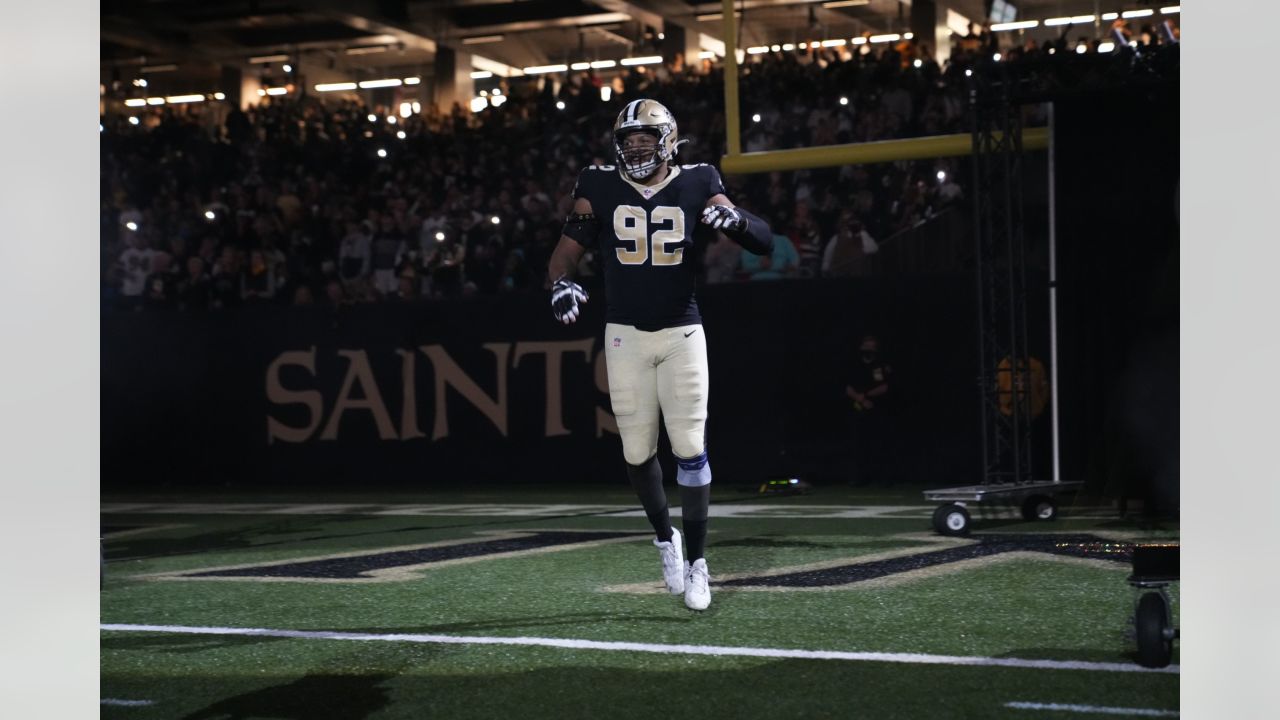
{"left": 101, "top": 26, "right": 1176, "bottom": 311}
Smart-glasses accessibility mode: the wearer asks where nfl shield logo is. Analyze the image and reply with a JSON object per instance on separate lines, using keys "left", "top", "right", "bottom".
{"left": 612, "top": 337, "right": 621, "bottom": 347}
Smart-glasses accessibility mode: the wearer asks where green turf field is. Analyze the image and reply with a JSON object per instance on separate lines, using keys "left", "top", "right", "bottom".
{"left": 101, "top": 485, "right": 1179, "bottom": 719}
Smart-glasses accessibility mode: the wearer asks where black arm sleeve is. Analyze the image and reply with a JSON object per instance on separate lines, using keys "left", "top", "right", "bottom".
{"left": 723, "top": 207, "right": 775, "bottom": 256}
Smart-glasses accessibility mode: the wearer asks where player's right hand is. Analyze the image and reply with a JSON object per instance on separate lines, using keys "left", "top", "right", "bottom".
{"left": 551, "top": 277, "right": 588, "bottom": 324}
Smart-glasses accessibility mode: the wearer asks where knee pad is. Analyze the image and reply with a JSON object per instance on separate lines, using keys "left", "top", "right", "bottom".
{"left": 675, "top": 449, "right": 711, "bottom": 487}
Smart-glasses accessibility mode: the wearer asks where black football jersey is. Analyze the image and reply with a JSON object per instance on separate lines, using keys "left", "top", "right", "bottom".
{"left": 571, "top": 163, "right": 725, "bottom": 331}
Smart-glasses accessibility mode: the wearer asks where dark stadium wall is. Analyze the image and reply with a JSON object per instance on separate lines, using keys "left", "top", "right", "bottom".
{"left": 101, "top": 277, "right": 981, "bottom": 490}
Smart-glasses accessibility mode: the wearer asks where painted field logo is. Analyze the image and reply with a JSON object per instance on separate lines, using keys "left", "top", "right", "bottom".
{"left": 145, "top": 530, "right": 646, "bottom": 583}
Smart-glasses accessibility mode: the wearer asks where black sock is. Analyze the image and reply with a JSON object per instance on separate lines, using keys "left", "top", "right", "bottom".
{"left": 680, "top": 484, "right": 710, "bottom": 562}
{"left": 627, "top": 456, "right": 672, "bottom": 542}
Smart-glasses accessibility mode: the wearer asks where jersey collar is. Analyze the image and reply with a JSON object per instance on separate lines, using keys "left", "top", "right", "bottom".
{"left": 618, "top": 164, "right": 681, "bottom": 201}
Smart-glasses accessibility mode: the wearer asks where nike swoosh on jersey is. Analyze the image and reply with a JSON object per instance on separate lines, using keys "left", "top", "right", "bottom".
{"left": 684, "top": 329, "right": 697, "bottom": 338}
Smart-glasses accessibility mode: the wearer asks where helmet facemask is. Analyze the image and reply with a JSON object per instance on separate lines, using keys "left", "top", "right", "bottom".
{"left": 615, "top": 126, "right": 673, "bottom": 182}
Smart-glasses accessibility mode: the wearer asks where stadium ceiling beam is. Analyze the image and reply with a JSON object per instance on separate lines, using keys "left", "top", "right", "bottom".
{"left": 439, "top": 12, "right": 634, "bottom": 39}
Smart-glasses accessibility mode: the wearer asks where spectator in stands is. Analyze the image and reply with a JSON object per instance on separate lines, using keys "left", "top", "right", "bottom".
{"left": 337, "top": 220, "right": 371, "bottom": 283}
{"left": 822, "top": 214, "right": 879, "bottom": 278}
{"left": 370, "top": 215, "right": 402, "bottom": 296}
{"left": 176, "top": 256, "right": 212, "bottom": 311}
{"left": 742, "top": 231, "right": 800, "bottom": 280}
{"left": 704, "top": 231, "right": 743, "bottom": 284}
{"left": 143, "top": 252, "right": 175, "bottom": 310}
{"left": 117, "top": 231, "right": 154, "bottom": 308}
{"left": 240, "top": 249, "right": 276, "bottom": 303}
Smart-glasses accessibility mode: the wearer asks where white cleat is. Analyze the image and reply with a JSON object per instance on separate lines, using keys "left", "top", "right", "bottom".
{"left": 654, "top": 528, "right": 685, "bottom": 595}
{"left": 684, "top": 558, "right": 711, "bottom": 611}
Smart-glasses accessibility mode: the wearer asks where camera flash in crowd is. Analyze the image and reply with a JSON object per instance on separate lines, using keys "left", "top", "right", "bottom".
{"left": 204, "top": 210, "right": 216, "bottom": 220}
{"left": 913, "top": 59, "right": 923, "bottom": 68}
{"left": 387, "top": 116, "right": 397, "bottom": 125}
{"left": 377, "top": 148, "right": 387, "bottom": 158}
{"left": 397, "top": 130, "right": 406, "bottom": 140}
{"left": 367, "top": 114, "right": 377, "bottom": 123}
{"left": 490, "top": 216, "right": 501, "bottom": 225}
{"left": 752, "top": 113, "right": 761, "bottom": 123}
{"left": 283, "top": 64, "right": 292, "bottom": 73}
{"left": 129, "top": 116, "right": 140, "bottom": 125}
{"left": 556, "top": 101, "right": 566, "bottom": 110}
{"left": 965, "top": 69, "right": 973, "bottom": 77}
{"left": 126, "top": 222, "right": 138, "bottom": 231}
{"left": 993, "top": 53, "right": 1002, "bottom": 62}
{"left": 839, "top": 97, "right": 848, "bottom": 106}
{"left": 435, "top": 232, "right": 445, "bottom": 241}
{"left": 936, "top": 171, "right": 946, "bottom": 182}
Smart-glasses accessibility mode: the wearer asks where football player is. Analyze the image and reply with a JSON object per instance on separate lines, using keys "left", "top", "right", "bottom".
{"left": 547, "top": 99, "right": 774, "bottom": 610}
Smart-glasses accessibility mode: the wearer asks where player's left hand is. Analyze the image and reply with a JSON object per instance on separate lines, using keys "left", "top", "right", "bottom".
{"left": 701, "top": 204, "right": 746, "bottom": 234}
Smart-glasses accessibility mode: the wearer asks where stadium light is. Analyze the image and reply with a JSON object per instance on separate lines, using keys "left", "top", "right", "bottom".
{"left": 524, "top": 64, "right": 568, "bottom": 74}
{"left": 746, "top": 46, "right": 768, "bottom": 55}
{"left": 1046, "top": 16, "right": 1094, "bottom": 26}
{"left": 213, "top": 92, "right": 226, "bottom": 100}
{"left": 359, "top": 79, "right": 402, "bottom": 89}
{"left": 697, "top": 51, "right": 714, "bottom": 59}
{"left": 851, "top": 37, "right": 867, "bottom": 45}
{"left": 124, "top": 99, "right": 147, "bottom": 107}
{"left": 146, "top": 97, "right": 165, "bottom": 105}
{"left": 1122, "top": 10, "right": 1154, "bottom": 19}
{"left": 621, "top": 56, "right": 663, "bottom": 65}
{"left": 601, "top": 86, "right": 612, "bottom": 101}
{"left": 316, "top": 82, "right": 357, "bottom": 92}
{"left": 782, "top": 43, "right": 795, "bottom": 51}
{"left": 411, "top": 101, "right": 421, "bottom": 114}
{"left": 821, "top": 0, "right": 870, "bottom": 8}
{"left": 771, "top": 45, "right": 781, "bottom": 52}
{"left": 249, "top": 54, "right": 288, "bottom": 64}
{"left": 1102, "top": 13, "right": 1119, "bottom": 21}
{"left": 470, "top": 71, "right": 493, "bottom": 79}
{"left": 399, "top": 103, "right": 412, "bottom": 118}
{"left": 820, "top": 39, "right": 846, "bottom": 47}
{"left": 571, "top": 62, "right": 590, "bottom": 70}
{"left": 166, "top": 94, "right": 205, "bottom": 104}
{"left": 991, "top": 20, "right": 1039, "bottom": 31}
{"left": 462, "top": 35, "right": 504, "bottom": 45}
{"left": 869, "top": 34, "right": 900, "bottom": 43}
{"left": 403, "top": 77, "right": 421, "bottom": 85}
{"left": 265, "top": 87, "right": 287, "bottom": 96}
{"left": 471, "top": 97, "right": 489, "bottom": 112}
{"left": 590, "top": 60, "right": 617, "bottom": 69}
{"left": 1161, "top": 6, "right": 1180, "bottom": 14}
{"left": 904, "top": 32, "right": 914, "bottom": 39}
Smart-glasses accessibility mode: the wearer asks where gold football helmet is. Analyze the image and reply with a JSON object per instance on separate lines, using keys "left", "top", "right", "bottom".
{"left": 613, "top": 99, "right": 679, "bottom": 181}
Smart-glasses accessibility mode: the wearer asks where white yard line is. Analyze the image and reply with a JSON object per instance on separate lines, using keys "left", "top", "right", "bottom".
{"left": 1005, "top": 701, "right": 1178, "bottom": 716}
{"left": 99, "top": 502, "right": 965, "bottom": 519}
{"left": 100, "top": 624, "right": 1178, "bottom": 675}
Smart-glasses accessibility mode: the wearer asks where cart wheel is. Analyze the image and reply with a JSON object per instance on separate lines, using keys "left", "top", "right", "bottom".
{"left": 932, "top": 504, "right": 971, "bottom": 536}
{"left": 1021, "top": 495, "right": 1058, "bottom": 522}
{"left": 1135, "top": 592, "right": 1173, "bottom": 668}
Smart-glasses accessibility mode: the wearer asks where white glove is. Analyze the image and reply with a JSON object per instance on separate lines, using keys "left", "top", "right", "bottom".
{"left": 551, "top": 277, "right": 588, "bottom": 324}
{"left": 700, "top": 204, "right": 747, "bottom": 234}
